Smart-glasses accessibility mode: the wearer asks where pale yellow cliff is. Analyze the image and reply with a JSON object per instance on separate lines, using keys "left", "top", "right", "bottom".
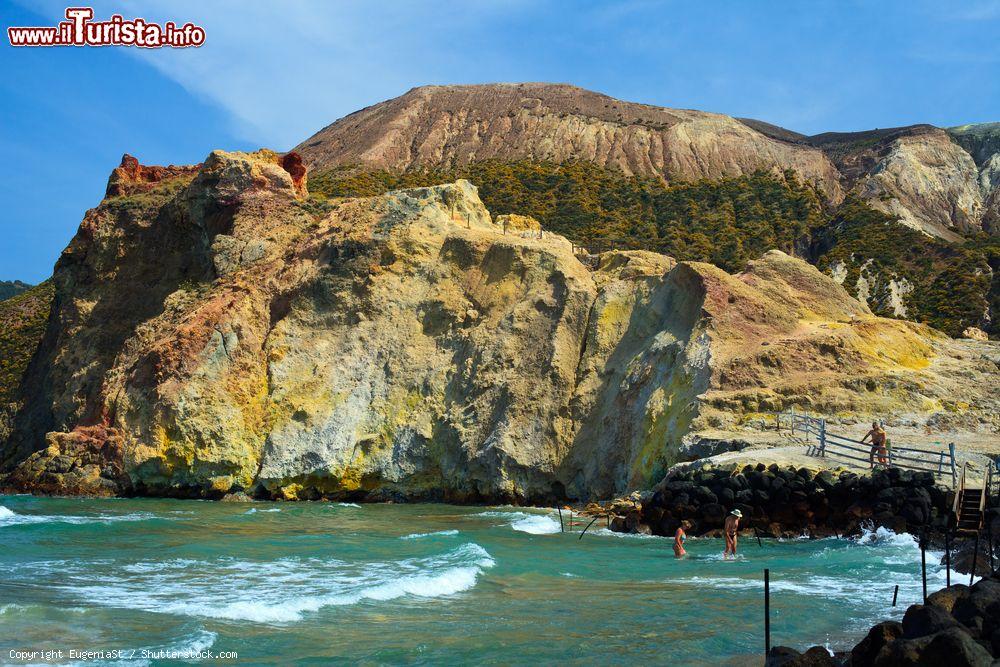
{"left": 2, "top": 150, "right": 997, "bottom": 500}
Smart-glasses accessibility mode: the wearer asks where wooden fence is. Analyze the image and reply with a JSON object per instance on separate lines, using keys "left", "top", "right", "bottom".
{"left": 776, "top": 410, "right": 958, "bottom": 487}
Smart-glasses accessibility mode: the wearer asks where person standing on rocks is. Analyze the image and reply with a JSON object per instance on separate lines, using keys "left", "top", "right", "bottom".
{"left": 862, "top": 422, "right": 889, "bottom": 469}
{"left": 673, "top": 520, "right": 691, "bottom": 558}
{"left": 724, "top": 510, "right": 741, "bottom": 557}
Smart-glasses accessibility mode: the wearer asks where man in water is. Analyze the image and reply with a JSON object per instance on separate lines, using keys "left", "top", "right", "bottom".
{"left": 724, "top": 510, "right": 741, "bottom": 557}
{"left": 862, "top": 422, "right": 888, "bottom": 469}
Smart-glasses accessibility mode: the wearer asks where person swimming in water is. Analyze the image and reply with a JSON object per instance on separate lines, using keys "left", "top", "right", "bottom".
{"left": 724, "top": 510, "right": 742, "bottom": 558}
{"left": 673, "top": 520, "right": 692, "bottom": 558}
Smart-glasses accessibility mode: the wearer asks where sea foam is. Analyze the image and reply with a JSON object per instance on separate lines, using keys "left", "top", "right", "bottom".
{"left": 0, "top": 510, "right": 165, "bottom": 527}
{"left": 54, "top": 543, "right": 495, "bottom": 624}
{"left": 401, "top": 529, "right": 460, "bottom": 540}
{"left": 477, "top": 510, "right": 561, "bottom": 534}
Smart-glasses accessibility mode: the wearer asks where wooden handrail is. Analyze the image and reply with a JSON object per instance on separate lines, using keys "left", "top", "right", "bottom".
{"left": 980, "top": 465, "right": 991, "bottom": 524}
{"left": 953, "top": 462, "right": 968, "bottom": 517}
{"left": 776, "top": 410, "right": 957, "bottom": 484}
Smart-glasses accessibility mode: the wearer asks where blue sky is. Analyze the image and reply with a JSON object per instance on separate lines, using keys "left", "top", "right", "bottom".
{"left": 2, "top": 0, "right": 998, "bottom": 283}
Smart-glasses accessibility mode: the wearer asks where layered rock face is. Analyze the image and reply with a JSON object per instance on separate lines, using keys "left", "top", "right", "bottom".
{"left": 295, "top": 83, "right": 1000, "bottom": 240}
{"left": 295, "top": 83, "right": 845, "bottom": 202}
{"left": 855, "top": 129, "right": 984, "bottom": 240}
{"left": 814, "top": 125, "right": 993, "bottom": 240}
{"left": 2, "top": 151, "right": 997, "bottom": 501}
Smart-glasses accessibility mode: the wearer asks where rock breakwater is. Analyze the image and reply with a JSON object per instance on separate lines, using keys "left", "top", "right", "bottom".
{"left": 618, "top": 465, "right": 953, "bottom": 539}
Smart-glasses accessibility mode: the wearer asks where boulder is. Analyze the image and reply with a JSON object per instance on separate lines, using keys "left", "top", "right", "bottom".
{"left": 765, "top": 646, "right": 801, "bottom": 666}
{"left": 953, "top": 579, "right": 1000, "bottom": 629}
{"left": 699, "top": 503, "right": 727, "bottom": 525}
{"left": 915, "top": 627, "right": 992, "bottom": 666}
{"left": 850, "top": 620, "right": 903, "bottom": 665}
{"left": 963, "top": 326, "right": 989, "bottom": 341}
{"left": 901, "top": 604, "right": 959, "bottom": 638}
{"left": 926, "top": 584, "right": 970, "bottom": 614}
{"left": 765, "top": 646, "right": 835, "bottom": 666}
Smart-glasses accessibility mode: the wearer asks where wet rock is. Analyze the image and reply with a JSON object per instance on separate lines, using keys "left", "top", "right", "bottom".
{"left": 765, "top": 646, "right": 802, "bottom": 666}
{"left": 926, "top": 584, "right": 970, "bottom": 614}
{"left": 912, "top": 626, "right": 992, "bottom": 666}
{"left": 850, "top": 620, "right": 903, "bottom": 665}
{"left": 902, "top": 604, "right": 960, "bottom": 638}
{"left": 950, "top": 540, "right": 997, "bottom": 578}
{"left": 953, "top": 579, "right": 1000, "bottom": 632}
{"left": 765, "top": 645, "right": 835, "bottom": 666}
{"left": 699, "top": 502, "right": 727, "bottom": 525}
{"left": 220, "top": 491, "right": 253, "bottom": 502}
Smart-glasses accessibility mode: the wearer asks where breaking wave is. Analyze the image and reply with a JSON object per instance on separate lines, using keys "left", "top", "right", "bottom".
{"left": 477, "top": 510, "right": 561, "bottom": 535}
{"left": 401, "top": 530, "right": 460, "bottom": 540}
{"left": 0, "top": 506, "right": 166, "bottom": 527}
{"left": 46, "top": 543, "right": 495, "bottom": 624}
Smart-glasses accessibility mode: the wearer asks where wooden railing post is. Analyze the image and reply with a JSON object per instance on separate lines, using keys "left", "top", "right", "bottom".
{"left": 819, "top": 419, "right": 826, "bottom": 457}
{"left": 950, "top": 443, "right": 958, "bottom": 489}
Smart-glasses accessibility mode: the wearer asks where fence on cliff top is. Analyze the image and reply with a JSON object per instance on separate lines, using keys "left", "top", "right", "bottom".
{"left": 775, "top": 410, "right": 958, "bottom": 487}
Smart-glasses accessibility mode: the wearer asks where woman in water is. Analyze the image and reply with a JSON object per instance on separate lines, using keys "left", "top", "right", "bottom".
{"left": 673, "top": 520, "right": 692, "bottom": 557}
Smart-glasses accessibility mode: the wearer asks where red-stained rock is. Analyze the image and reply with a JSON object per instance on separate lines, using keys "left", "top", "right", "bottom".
{"left": 0, "top": 424, "right": 130, "bottom": 496}
{"left": 105, "top": 153, "right": 199, "bottom": 197}
{"left": 280, "top": 152, "right": 308, "bottom": 195}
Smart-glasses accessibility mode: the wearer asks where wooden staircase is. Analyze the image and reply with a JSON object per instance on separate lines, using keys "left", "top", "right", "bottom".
{"left": 953, "top": 462, "right": 990, "bottom": 536}
{"left": 957, "top": 487, "right": 985, "bottom": 535}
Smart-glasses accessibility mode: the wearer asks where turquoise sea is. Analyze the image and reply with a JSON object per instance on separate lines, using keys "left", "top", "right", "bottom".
{"left": 0, "top": 495, "right": 948, "bottom": 666}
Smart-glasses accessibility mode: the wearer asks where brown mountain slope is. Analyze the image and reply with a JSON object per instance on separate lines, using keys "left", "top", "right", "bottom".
{"left": 295, "top": 83, "right": 999, "bottom": 240}
{"left": 295, "top": 83, "right": 844, "bottom": 202}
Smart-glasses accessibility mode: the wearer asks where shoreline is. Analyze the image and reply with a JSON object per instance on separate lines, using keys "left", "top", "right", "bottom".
{"left": 4, "top": 490, "right": 989, "bottom": 663}
{"left": 770, "top": 571, "right": 1000, "bottom": 666}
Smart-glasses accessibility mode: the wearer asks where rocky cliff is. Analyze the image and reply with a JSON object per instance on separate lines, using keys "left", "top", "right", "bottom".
{"left": 1, "top": 151, "right": 996, "bottom": 501}
{"left": 295, "top": 83, "right": 1000, "bottom": 240}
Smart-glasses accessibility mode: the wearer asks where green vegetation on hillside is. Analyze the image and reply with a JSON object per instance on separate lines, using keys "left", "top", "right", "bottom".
{"left": 0, "top": 281, "right": 54, "bottom": 404}
{"left": 816, "top": 201, "right": 993, "bottom": 335}
{"left": 0, "top": 281, "right": 54, "bottom": 442}
{"left": 0, "top": 280, "right": 32, "bottom": 302}
{"left": 310, "top": 161, "right": 997, "bottom": 338}
{"left": 311, "top": 161, "right": 824, "bottom": 273}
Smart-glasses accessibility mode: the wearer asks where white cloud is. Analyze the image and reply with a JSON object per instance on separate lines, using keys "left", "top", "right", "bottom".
{"left": 20, "top": 0, "right": 540, "bottom": 149}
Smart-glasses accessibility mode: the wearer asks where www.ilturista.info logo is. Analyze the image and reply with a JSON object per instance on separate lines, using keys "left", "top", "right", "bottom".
{"left": 8, "top": 7, "right": 205, "bottom": 48}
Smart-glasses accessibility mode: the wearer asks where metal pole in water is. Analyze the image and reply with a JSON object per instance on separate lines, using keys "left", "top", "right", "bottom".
{"left": 579, "top": 516, "right": 599, "bottom": 540}
{"left": 557, "top": 507, "right": 564, "bottom": 533}
{"left": 753, "top": 525, "right": 763, "bottom": 548}
{"left": 946, "top": 530, "right": 951, "bottom": 588}
{"left": 970, "top": 532, "right": 980, "bottom": 587}
{"left": 921, "top": 531, "right": 927, "bottom": 603}
{"left": 764, "top": 569, "right": 771, "bottom": 657}
{"left": 892, "top": 585, "right": 899, "bottom": 607}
